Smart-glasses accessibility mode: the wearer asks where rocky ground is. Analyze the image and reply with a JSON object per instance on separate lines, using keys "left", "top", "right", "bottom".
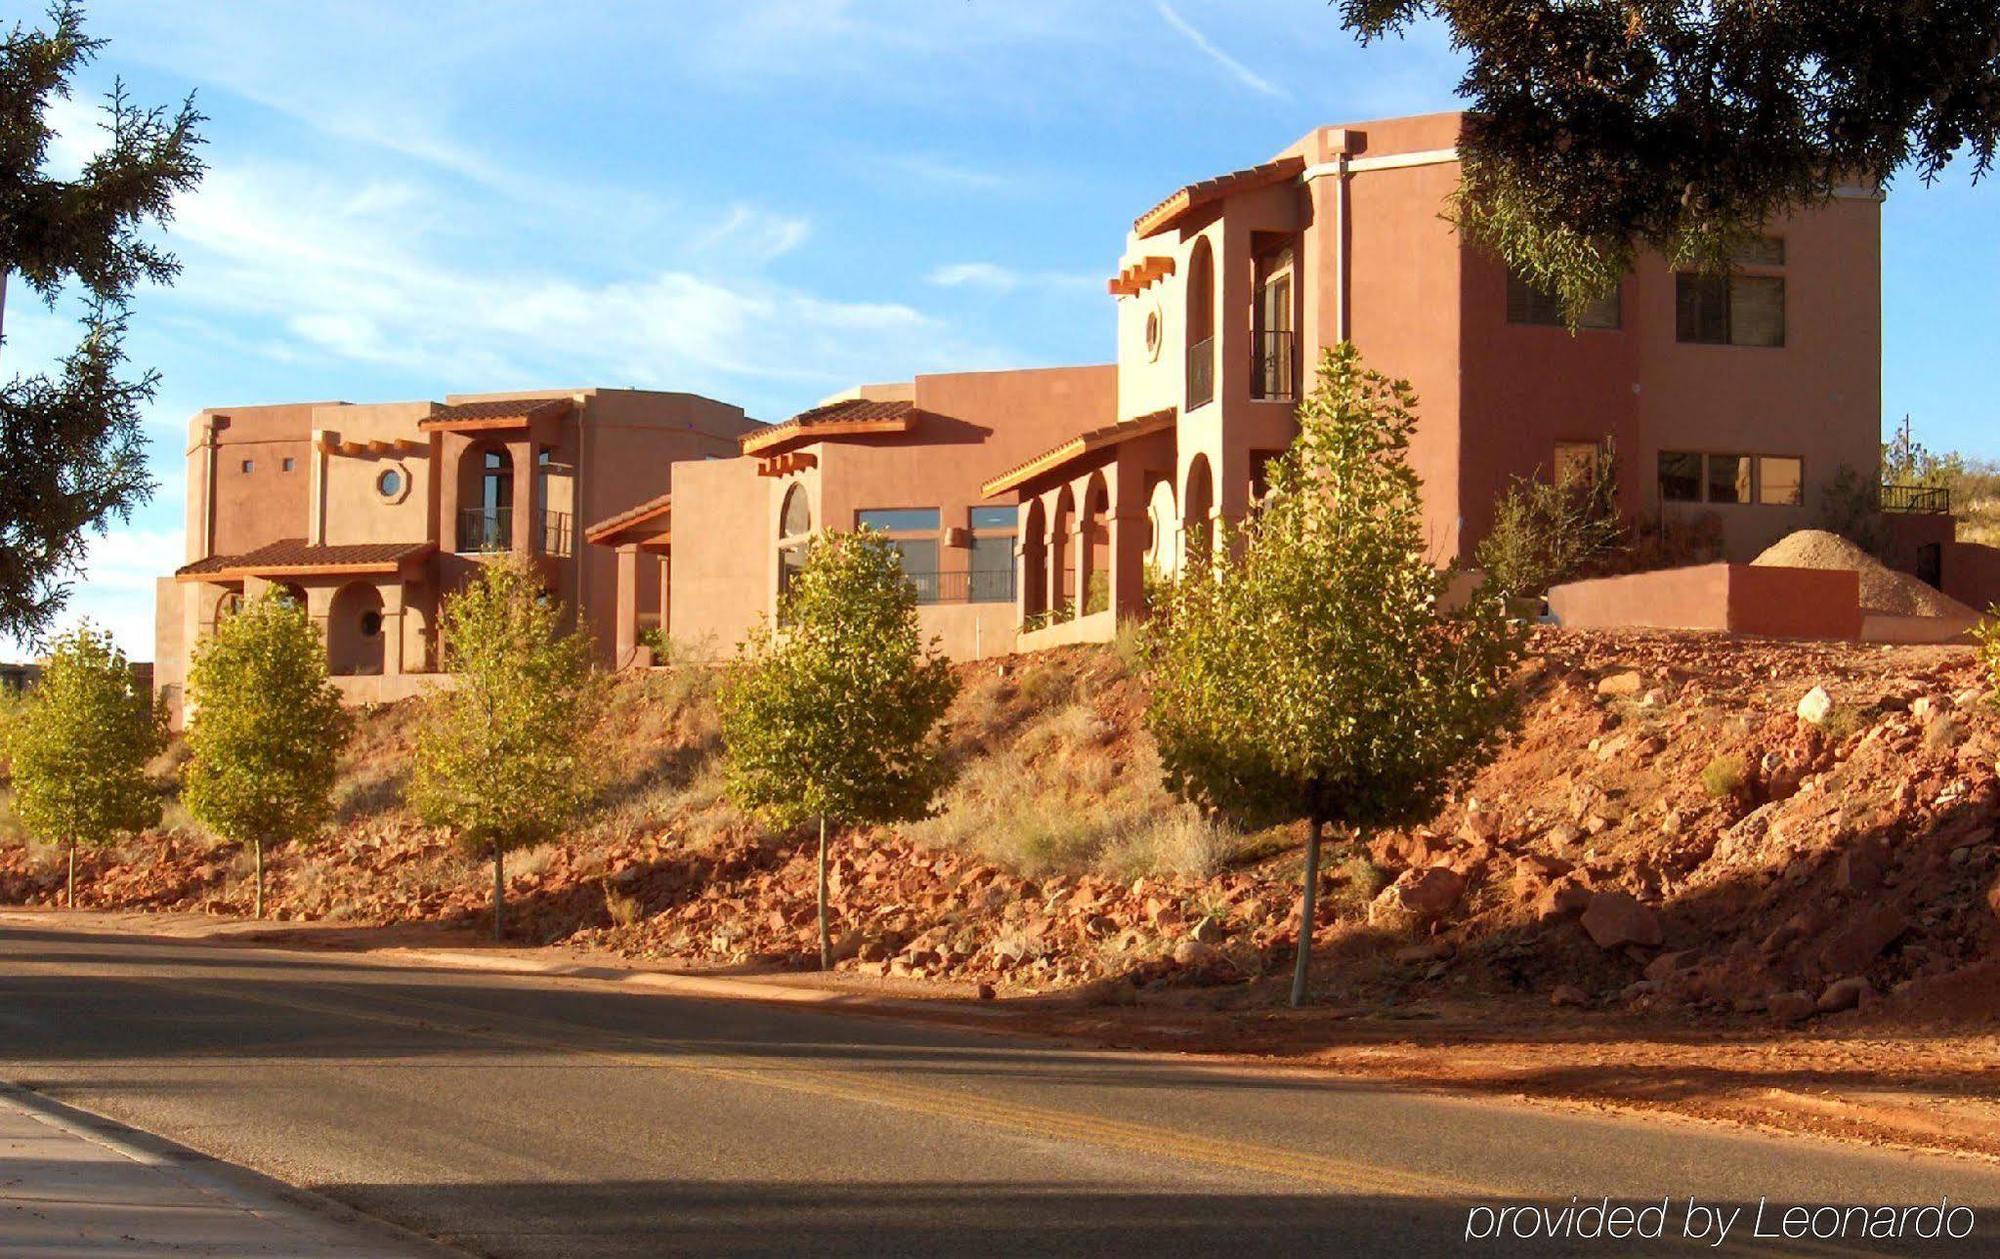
{"left": 4, "top": 628, "right": 2000, "bottom": 1155}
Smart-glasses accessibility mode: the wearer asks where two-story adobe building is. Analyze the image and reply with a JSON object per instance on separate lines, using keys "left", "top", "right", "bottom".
{"left": 586, "top": 366, "right": 1116, "bottom": 664}
{"left": 982, "top": 111, "right": 1892, "bottom": 649}
{"left": 154, "top": 387, "right": 758, "bottom": 723}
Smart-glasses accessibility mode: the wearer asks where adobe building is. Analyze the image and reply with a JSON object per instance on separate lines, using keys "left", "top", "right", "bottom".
{"left": 589, "top": 365, "right": 1116, "bottom": 664}
{"left": 155, "top": 388, "right": 758, "bottom": 723}
{"left": 981, "top": 110, "right": 1956, "bottom": 649}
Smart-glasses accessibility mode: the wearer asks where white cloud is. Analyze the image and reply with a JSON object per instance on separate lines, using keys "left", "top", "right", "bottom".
{"left": 927, "top": 262, "right": 1098, "bottom": 297}
{"left": 1155, "top": 2, "right": 1288, "bottom": 99}
{"left": 0, "top": 528, "right": 186, "bottom": 663}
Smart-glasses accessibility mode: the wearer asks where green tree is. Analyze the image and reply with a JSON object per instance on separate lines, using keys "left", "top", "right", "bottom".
{"left": 1475, "top": 442, "right": 1625, "bottom": 599}
{"left": 4, "top": 622, "right": 162, "bottom": 907}
{"left": 720, "top": 530, "right": 959, "bottom": 969}
{"left": 409, "top": 554, "right": 605, "bottom": 941}
{"left": 1147, "top": 345, "right": 1524, "bottom": 1007}
{"left": 1, "top": 3, "right": 205, "bottom": 642}
{"left": 1340, "top": 4, "right": 2000, "bottom": 322}
{"left": 183, "top": 593, "right": 347, "bottom": 918}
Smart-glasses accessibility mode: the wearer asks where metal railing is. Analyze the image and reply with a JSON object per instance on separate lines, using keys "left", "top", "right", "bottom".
{"left": 457, "top": 506, "right": 512, "bottom": 552}
{"left": 903, "top": 568, "right": 1017, "bottom": 605}
{"left": 1880, "top": 483, "right": 1950, "bottom": 514}
{"left": 1186, "top": 336, "right": 1215, "bottom": 410}
{"left": 1251, "top": 329, "right": 1296, "bottom": 401}
{"left": 540, "top": 510, "right": 573, "bottom": 557}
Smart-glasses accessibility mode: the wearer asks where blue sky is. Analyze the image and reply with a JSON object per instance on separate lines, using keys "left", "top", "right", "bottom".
{"left": 6, "top": 0, "right": 1996, "bottom": 660}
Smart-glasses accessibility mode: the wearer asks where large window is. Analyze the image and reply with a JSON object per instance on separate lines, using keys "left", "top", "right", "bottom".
{"left": 858, "top": 507, "right": 942, "bottom": 601}
{"left": 777, "top": 485, "right": 812, "bottom": 614}
{"left": 1675, "top": 237, "right": 1785, "bottom": 347}
{"left": 968, "top": 505, "right": 1018, "bottom": 604}
{"left": 1507, "top": 272, "right": 1620, "bottom": 330}
{"left": 1659, "top": 451, "right": 1804, "bottom": 505}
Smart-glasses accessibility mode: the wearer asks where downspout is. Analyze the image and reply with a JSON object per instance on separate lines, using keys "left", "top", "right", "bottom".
{"left": 572, "top": 393, "right": 588, "bottom": 620}
{"left": 1335, "top": 151, "right": 1351, "bottom": 345}
{"left": 202, "top": 416, "right": 224, "bottom": 558}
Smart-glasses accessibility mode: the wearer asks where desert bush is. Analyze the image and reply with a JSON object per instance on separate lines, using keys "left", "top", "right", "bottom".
{"left": 1475, "top": 442, "right": 1625, "bottom": 597}
{"left": 1700, "top": 754, "right": 1748, "bottom": 798}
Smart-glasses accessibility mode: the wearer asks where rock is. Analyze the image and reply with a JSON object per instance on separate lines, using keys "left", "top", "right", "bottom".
{"left": 1643, "top": 949, "right": 1697, "bottom": 983}
{"left": 1579, "top": 891, "right": 1663, "bottom": 949}
{"left": 1368, "top": 866, "right": 1466, "bottom": 927}
{"left": 1836, "top": 839, "right": 1889, "bottom": 894}
{"left": 1394, "top": 941, "right": 1451, "bottom": 965}
{"left": 976, "top": 982, "right": 996, "bottom": 1000}
{"left": 1596, "top": 670, "right": 1644, "bottom": 698}
{"left": 1171, "top": 939, "right": 1218, "bottom": 967}
{"left": 1911, "top": 695, "right": 1950, "bottom": 722}
{"left": 1816, "top": 976, "right": 1869, "bottom": 1013}
{"left": 1797, "top": 686, "right": 1834, "bottom": 726}
{"left": 1767, "top": 991, "right": 1816, "bottom": 1022}
{"left": 1549, "top": 983, "right": 1590, "bottom": 1008}
{"left": 1077, "top": 975, "right": 1142, "bottom": 1006}
{"left": 1535, "top": 879, "right": 1593, "bottom": 922}
{"left": 1819, "top": 903, "right": 1907, "bottom": 975}
{"left": 1190, "top": 915, "right": 1227, "bottom": 944}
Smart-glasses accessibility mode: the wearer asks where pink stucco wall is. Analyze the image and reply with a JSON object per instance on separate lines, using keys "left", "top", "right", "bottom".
{"left": 1548, "top": 563, "right": 1863, "bottom": 640}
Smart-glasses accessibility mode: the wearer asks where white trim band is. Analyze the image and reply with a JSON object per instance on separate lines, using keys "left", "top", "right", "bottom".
{"left": 1301, "top": 148, "right": 1459, "bottom": 181}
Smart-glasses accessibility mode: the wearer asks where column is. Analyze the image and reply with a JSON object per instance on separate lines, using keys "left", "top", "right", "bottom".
{"left": 380, "top": 581, "right": 406, "bottom": 676}
{"left": 614, "top": 543, "right": 640, "bottom": 669}
{"left": 656, "top": 553, "right": 671, "bottom": 652}
{"left": 508, "top": 437, "right": 536, "bottom": 557}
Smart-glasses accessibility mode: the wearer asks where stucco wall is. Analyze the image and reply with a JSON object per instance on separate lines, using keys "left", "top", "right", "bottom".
{"left": 668, "top": 455, "right": 775, "bottom": 657}
{"left": 1549, "top": 563, "right": 1862, "bottom": 640}
{"left": 315, "top": 401, "right": 437, "bottom": 548}
{"left": 186, "top": 402, "right": 330, "bottom": 561}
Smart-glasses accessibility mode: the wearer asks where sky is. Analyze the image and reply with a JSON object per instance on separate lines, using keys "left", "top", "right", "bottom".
{"left": 6, "top": 0, "right": 1997, "bottom": 661}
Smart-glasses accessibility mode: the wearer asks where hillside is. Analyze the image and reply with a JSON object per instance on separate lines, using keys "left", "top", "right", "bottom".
{"left": 3, "top": 630, "right": 1997, "bottom": 1028}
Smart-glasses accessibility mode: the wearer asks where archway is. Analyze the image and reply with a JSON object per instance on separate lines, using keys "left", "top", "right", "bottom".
{"left": 1049, "top": 486, "right": 1075, "bottom": 616}
{"left": 1182, "top": 454, "right": 1214, "bottom": 566}
{"left": 1144, "top": 478, "right": 1179, "bottom": 580}
{"left": 1020, "top": 498, "right": 1047, "bottom": 619}
{"left": 777, "top": 482, "right": 812, "bottom": 608}
{"left": 1081, "top": 472, "right": 1110, "bottom": 615}
{"left": 328, "top": 583, "right": 387, "bottom": 676}
{"left": 1185, "top": 237, "right": 1216, "bottom": 408}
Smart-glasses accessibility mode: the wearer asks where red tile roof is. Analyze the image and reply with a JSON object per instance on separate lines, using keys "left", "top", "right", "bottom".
{"left": 418, "top": 397, "right": 573, "bottom": 431}
{"left": 739, "top": 398, "right": 918, "bottom": 456}
{"left": 584, "top": 492, "right": 673, "bottom": 546}
{"left": 177, "top": 539, "right": 434, "bottom": 579}
{"left": 1133, "top": 155, "right": 1305, "bottom": 237}
{"left": 980, "top": 409, "right": 1177, "bottom": 497}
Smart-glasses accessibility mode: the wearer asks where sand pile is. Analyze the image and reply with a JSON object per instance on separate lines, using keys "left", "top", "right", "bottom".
{"left": 1752, "top": 529, "right": 1976, "bottom": 618}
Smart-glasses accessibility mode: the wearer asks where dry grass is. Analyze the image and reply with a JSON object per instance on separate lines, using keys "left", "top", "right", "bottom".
{"left": 1701, "top": 754, "right": 1748, "bottom": 798}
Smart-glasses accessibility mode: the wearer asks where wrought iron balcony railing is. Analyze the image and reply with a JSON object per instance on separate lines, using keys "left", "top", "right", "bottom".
{"left": 903, "top": 568, "right": 1017, "bottom": 605}
{"left": 1251, "top": 329, "right": 1296, "bottom": 401}
{"left": 1880, "top": 483, "right": 1950, "bottom": 514}
{"left": 457, "top": 506, "right": 512, "bottom": 552}
{"left": 1186, "top": 335, "right": 1215, "bottom": 410}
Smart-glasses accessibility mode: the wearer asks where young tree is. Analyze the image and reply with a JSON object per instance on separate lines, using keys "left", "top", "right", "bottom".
{"left": 183, "top": 592, "right": 347, "bottom": 918}
{"left": 409, "top": 554, "right": 605, "bottom": 942}
{"left": 1147, "top": 345, "right": 1524, "bottom": 1007}
{"left": 720, "top": 530, "right": 959, "bottom": 970}
{"left": 4, "top": 623, "right": 162, "bottom": 907}
{"left": 1, "top": 3, "right": 206, "bottom": 642}
{"left": 1340, "top": 4, "right": 2000, "bottom": 322}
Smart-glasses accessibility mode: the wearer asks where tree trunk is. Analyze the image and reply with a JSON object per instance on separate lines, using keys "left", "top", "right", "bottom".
{"left": 253, "top": 838, "right": 264, "bottom": 919}
{"left": 492, "top": 846, "right": 505, "bottom": 943}
{"left": 66, "top": 841, "right": 74, "bottom": 910}
{"left": 817, "top": 815, "right": 831, "bottom": 971}
{"left": 1289, "top": 816, "right": 1324, "bottom": 1008}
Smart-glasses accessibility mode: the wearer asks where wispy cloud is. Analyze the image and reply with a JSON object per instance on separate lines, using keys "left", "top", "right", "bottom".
{"left": 927, "top": 262, "right": 1098, "bottom": 296}
{"left": 1155, "top": 2, "right": 1287, "bottom": 99}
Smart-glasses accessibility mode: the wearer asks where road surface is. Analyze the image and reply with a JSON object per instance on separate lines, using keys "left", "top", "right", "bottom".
{"left": 1, "top": 920, "right": 1995, "bottom": 1256}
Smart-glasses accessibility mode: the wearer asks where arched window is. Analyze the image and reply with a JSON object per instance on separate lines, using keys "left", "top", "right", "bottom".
{"left": 777, "top": 484, "right": 812, "bottom": 611}
{"left": 1186, "top": 238, "right": 1216, "bottom": 409}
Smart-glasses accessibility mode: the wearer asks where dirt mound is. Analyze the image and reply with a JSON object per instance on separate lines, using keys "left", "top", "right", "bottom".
{"left": 1752, "top": 528, "right": 1976, "bottom": 618}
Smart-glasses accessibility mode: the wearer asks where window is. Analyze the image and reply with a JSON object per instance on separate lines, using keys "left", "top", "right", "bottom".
{"left": 1507, "top": 272, "right": 1620, "bottom": 329}
{"left": 1658, "top": 451, "right": 1704, "bottom": 502}
{"left": 1553, "top": 441, "right": 1602, "bottom": 487}
{"left": 1706, "top": 454, "right": 1751, "bottom": 505}
{"left": 1758, "top": 456, "right": 1804, "bottom": 506}
{"left": 968, "top": 505, "right": 1018, "bottom": 603}
{"left": 1660, "top": 451, "right": 1805, "bottom": 505}
{"left": 856, "top": 508, "right": 941, "bottom": 533}
{"left": 360, "top": 610, "right": 383, "bottom": 638}
{"left": 777, "top": 485, "right": 812, "bottom": 614}
{"left": 377, "top": 468, "right": 404, "bottom": 499}
{"left": 281, "top": 457, "right": 296, "bottom": 472}
{"left": 1676, "top": 238, "right": 1785, "bottom": 347}
{"left": 240, "top": 459, "right": 254, "bottom": 473}
{"left": 969, "top": 505, "right": 1018, "bottom": 531}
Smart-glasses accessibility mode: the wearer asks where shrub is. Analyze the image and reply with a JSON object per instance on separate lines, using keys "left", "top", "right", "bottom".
{"left": 1700, "top": 754, "right": 1748, "bottom": 799}
{"left": 1475, "top": 442, "right": 1625, "bottom": 598}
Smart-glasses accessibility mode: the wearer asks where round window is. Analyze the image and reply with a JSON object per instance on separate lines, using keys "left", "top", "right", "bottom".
{"left": 377, "top": 468, "right": 404, "bottom": 499}
{"left": 1143, "top": 305, "right": 1164, "bottom": 361}
{"left": 360, "top": 610, "right": 383, "bottom": 638}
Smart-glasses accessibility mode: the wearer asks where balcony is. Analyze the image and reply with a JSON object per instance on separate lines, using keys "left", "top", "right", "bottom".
{"left": 1186, "top": 336, "right": 1215, "bottom": 410}
{"left": 904, "top": 568, "right": 1017, "bottom": 606}
{"left": 1251, "top": 329, "right": 1296, "bottom": 401}
{"left": 457, "top": 507, "right": 573, "bottom": 555}
{"left": 1881, "top": 483, "right": 1950, "bottom": 514}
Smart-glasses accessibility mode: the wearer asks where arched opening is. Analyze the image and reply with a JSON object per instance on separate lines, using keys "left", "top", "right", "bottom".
{"left": 1144, "top": 478, "right": 1179, "bottom": 580}
{"left": 1185, "top": 238, "right": 1216, "bottom": 409}
{"left": 1049, "top": 486, "right": 1075, "bottom": 618}
{"left": 1081, "top": 472, "right": 1110, "bottom": 615}
{"left": 1020, "top": 498, "right": 1047, "bottom": 620}
{"left": 776, "top": 483, "right": 812, "bottom": 611}
{"left": 1182, "top": 455, "right": 1214, "bottom": 567}
{"left": 328, "top": 583, "right": 387, "bottom": 676}
{"left": 456, "top": 442, "right": 515, "bottom": 552}
{"left": 276, "top": 583, "right": 308, "bottom": 610}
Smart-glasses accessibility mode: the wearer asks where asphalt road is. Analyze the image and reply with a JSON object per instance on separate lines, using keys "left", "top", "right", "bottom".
{"left": 2, "top": 923, "right": 1997, "bottom": 1258}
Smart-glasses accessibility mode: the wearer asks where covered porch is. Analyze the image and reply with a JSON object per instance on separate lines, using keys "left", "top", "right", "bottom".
{"left": 980, "top": 410, "right": 1178, "bottom": 652}
{"left": 584, "top": 492, "right": 672, "bottom": 669}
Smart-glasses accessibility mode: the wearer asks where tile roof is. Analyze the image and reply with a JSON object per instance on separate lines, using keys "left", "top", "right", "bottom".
{"left": 1132, "top": 155, "right": 1306, "bottom": 238}
{"left": 584, "top": 492, "right": 673, "bottom": 545}
{"left": 980, "top": 409, "right": 1177, "bottom": 498}
{"left": 738, "top": 397, "right": 919, "bottom": 456}
{"left": 418, "top": 397, "right": 573, "bottom": 431}
{"left": 177, "top": 539, "right": 434, "bottom": 579}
